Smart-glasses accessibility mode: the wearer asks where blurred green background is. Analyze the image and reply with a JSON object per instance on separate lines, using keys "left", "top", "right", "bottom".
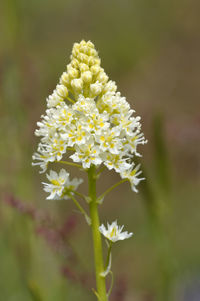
{"left": 0, "top": 0, "right": 200, "bottom": 300}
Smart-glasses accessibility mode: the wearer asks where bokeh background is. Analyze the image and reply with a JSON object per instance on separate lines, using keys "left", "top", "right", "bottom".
{"left": 0, "top": 0, "right": 200, "bottom": 300}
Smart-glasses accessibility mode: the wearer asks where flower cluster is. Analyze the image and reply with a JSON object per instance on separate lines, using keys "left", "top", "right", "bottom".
{"left": 99, "top": 221, "right": 133, "bottom": 243}
{"left": 32, "top": 40, "right": 147, "bottom": 192}
{"left": 43, "top": 169, "right": 83, "bottom": 200}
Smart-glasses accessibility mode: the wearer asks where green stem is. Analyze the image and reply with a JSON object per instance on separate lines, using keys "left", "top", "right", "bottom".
{"left": 66, "top": 147, "right": 75, "bottom": 151}
{"left": 70, "top": 194, "right": 91, "bottom": 225}
{"left": 56, "top": 160, "right": 83, "bottom": 170}
{"left": 97, "top": 179, "right": 128, "bottom": 204}
{"left": 105, "top": 242, "right": 112, "bottom": 270}
{"left": 88, "top": 165, "right": 108, "bottom": 301}
{"left": 96, "top": 166, "right": 106, "bottom": 177}
{"left": 107, "top": 271, "right": 114, "bottom": 298}
{"left": 66, "top": 96, "right": 75, "bottom": 104}
{"left": 101, "top": 242, "right": 112, "bottom": 277}
{"left": 73, "top": 191, "right": 87, "bottom": 202}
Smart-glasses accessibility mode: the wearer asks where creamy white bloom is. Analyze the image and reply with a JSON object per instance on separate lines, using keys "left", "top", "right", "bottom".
{"left": 99, "top": 221, "right": 133, "bottom": 242}
{"left": 33, "top": 40, "right": 147, "bottom": 192}
{"left": 72, "top": 96, "right": 97, "bottom": 116}
{"left": 120, "top": 164, "right": 145, "bottom": 192}
{"left": 70, "top": 138, "right": 102, "bottom": 169}
{"left": 43, "top": 169, "right": 83, "bottom": 200}
{"left": 47, "top": 90, "right": 63, "bottom": 108}
{"left": 96, "top": 127, "right": 122, "bottom": 155}
{"left": 103, "top": 153, "right": 132, "bottom": 173}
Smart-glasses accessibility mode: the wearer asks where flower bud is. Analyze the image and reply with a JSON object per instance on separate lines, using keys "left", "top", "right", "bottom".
{"left": 72, "top": 43, "right": 80, "bottom": 58}
{"left": 67, "top": 65, "right": 79, "bottom": 79}
{"left": 77, "top": 53, "right": 88, "bottom": 64}
{"left": 71, "top": 58, "right": 79, "bottom": 69}
{"left": 82, "top": 71, "right": 92, "bottom": 83}
{"left": 90, "top": 64, "right": 100, "bottom": 75}
{"left": 86, "top": 41, "right": 94, "bottom": 48}
{"left": 60, "top": 72, "right": 70, "bottom": 86}
{"left": 103, "top": 80, "right": 117, "bottom": 93}
{"left": 88, "top": 57, "right": 96, "bottom": 66}
{"left": 80, "top": 46, "right": 88, "bottom": 55}
{"left": 80, "top": 40, "right": 87, "bottom": 47}
{"left": 97, "top": 71, "right": 109, "bottom": 84}
{"left": 93, "top": 58, "right": 101, "bottom": 65}
{"left": 79, "top": 63, "right": 89, "bottom": 73}
{"left": 71, "top": 78, "right": 83, "bottom": 91}
{"left": 56, "top": 84, "right": 68, "bottom": 98}
{"left": 88, "top": 48, "right": 97, "bottom": 57}
{"left": 90, "top": 81, "right": 102, "bottom": 96}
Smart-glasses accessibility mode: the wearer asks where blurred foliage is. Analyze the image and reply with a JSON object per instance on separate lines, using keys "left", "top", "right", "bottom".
{"left": 0, "top": 0, "right": 200, "bottom": 300}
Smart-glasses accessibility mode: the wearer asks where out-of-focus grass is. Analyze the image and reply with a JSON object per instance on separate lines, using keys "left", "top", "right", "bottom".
{"left": 0, "top": 0, "right": 200, "bottom": 300}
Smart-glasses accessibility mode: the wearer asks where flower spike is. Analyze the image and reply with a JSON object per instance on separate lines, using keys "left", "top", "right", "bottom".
{"left": 33, "top": 40, "right": 147, "bottom": 192}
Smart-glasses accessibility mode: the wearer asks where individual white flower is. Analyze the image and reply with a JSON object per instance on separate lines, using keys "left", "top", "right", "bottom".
{"left": 85, "top": 112, "right": 109, "bottom": 134}
{"left": 97, "top": 92, "right": 130, "bottom": 116}
{"left": 99, "top": 221, "right": 133, "bottom": 243}
{"left": 32, "top": 135, "right": 66, "bottom": 173}
{"left": 120, "top": 164, "right": 145, "bottom": 192}
{"left": 32, "top": 149, "right": 51, "bottom": 173}
{"left": 101, "top": 152, "right": 131, "bottom": 173}
{"left": 43, "top": 169, "right": 83, "bottom": 200}
{"left": 53, "top": 104, "right": 74, "bottom": 128}
{"left": 110, "top": 112, "right": 139, "bottom": 135}
{"left": 72, "top": 95, "right": 97, "bottom": 116}
{"left": 61, "top": 117, "right": 90, "bottom": 147}
{"left": 46, "top": 90, "right": 63, "bottom": 108}
{"left": 102, "top": 80, "right": 117, "bottom": 94}
{"left": 96, "top": 70, "right": 108, "bottom": 84}
{"left": 126, "top": 133, "right": 148, "bottom": 156}
{"left": 70, "top": 138, "right": 102, "bottom": 169}
{"left": 96, "top": 127, "right": 122, "bottom": 155}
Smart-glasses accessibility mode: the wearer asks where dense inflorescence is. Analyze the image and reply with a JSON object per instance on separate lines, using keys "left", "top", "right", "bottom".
{"left": 33, "top": 40, "right": 147, "bottom": 197}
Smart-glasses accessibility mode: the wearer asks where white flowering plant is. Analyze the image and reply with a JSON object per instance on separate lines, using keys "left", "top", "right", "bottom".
{"left": 33, "top": 40, "right": 147, "bottom": 301}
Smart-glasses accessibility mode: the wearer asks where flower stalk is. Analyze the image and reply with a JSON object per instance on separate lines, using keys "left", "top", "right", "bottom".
{"left": 56, "top": 160, "right": 83, "bottom": 170}
{"left": 97, "top": 179, "right": 128, "bottom": 204}
{"left": 69, "top": 194, "right": 91, "bottom": 225}
{"left": 88, "top": 165, "right": 108, "bottom": 301}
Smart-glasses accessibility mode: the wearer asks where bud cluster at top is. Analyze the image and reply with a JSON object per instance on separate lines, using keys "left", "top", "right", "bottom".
{"left": 33, "top": 40, "right": 147, "bottom": 194}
